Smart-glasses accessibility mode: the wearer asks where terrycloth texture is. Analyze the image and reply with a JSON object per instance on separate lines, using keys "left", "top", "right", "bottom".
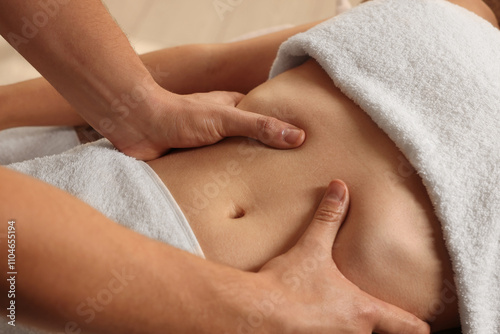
{"left": 7, "top": 139, "right": 204, "bottom": 257}
{"left": 0, "top": 126, "right": 80, "bottom": 165}
{"left": 3, "top": 141, "right": 204, "bottom": 332}
{"left": 2, "top": 140, "right": 204, "bottom": 332}
{"left": 270, "top": 0, "right": 500, "bottom": 333}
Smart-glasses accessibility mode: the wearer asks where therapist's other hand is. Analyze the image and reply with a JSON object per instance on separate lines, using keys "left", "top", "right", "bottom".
{"left": 112, "top": 87, "right": 305, "bottom": 161}
{"left": 253, "top": 180, "right": 430, "bottom": 334}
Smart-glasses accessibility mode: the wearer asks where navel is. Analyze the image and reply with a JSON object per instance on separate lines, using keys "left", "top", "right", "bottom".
{"left": 229, "top": 203, "right": 246, "bottom": 219}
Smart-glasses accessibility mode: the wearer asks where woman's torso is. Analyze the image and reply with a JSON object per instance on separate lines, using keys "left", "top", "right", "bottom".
{"left": 147, "top": 60, "right": 458, "bottom": 329}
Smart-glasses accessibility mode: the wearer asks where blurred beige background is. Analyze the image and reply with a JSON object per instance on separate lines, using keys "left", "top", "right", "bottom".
{"left": 0, "top": 0, "right": 361, "bottom": 85}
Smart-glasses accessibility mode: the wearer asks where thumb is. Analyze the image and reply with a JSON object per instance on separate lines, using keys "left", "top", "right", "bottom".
{"left": 296, "top": 180, "right": 350, "bottom": 253}
{"left": 194, "top": 91, "right": 245, "bottom": 107}
{"left": 223, "top": 91, "right": 245, "bottom": 106}
{"left": 372, "top": 296, "right": 431, "bottom": 334}
{"left": 216, "top": 107, "right": 306, "bottom": 149}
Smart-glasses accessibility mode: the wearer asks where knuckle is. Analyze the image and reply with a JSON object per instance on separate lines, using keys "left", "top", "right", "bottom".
{"left": 314, "top": 205, "right": 343, "bottom": 224}
{"left": 215, "top": 92, "right": 234, "bottom": 105}
{"left": 333, "top": 300, "right": 378, "bottom": 333}
{"left": 228, "top": 92, "right": 244, "bottom": 104}
{"left": 401, "top": 314, "right": 430, "bottom": 334}
{"left": 355, "top": 301, "right": 379, "bottom": 323}
{"left": 256, "top": 116, "right": 279, "bottom": 141}
{"left": 208, "top": 116, "right": 225, "bottom": 139}
{"left": 372, "top": 302, "right": 429, "bottom": 334}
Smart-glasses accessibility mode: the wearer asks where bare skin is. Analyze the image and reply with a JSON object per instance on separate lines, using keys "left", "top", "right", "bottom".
{"left": 0, "top": 9, "right": 429, "bottom": 334}
{"left": 0, "top": 20, "right": 322, "bottom": 131}
{"left": 1, "top": 0, "right": 496, "bottom": 333}
{"left": 148, "top": 59, "right": 459, "bottom": 332}
{"left": 0, "top": 0, "right": 307, "bottom": 160}
{"left": 483, "top": 0, "right": 500, "bottom": 24}
{"left": 0, "top": 167, "right": 430, "bottom": 334}
{"left": 149, "top": 2, "right": 498, "bottom": 331}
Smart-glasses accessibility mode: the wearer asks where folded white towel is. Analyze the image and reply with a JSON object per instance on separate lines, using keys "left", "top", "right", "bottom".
{"left": 2, "top": 140, "right": 204, "bottom": 332}
{"left": 0, "top": 126, "right": 80, "bottom": 165}
{"left": 271, "top": 0, "right": 500, "bottom": 333}
{"left": 7, "top": 139, "right": 203, "bottom": 257}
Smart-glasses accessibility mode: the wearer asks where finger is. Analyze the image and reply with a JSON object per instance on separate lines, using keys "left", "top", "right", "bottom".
{"left": 224, "top": 91, "right": 245, "bottom": 106}
{"left": 192, "top": 91, "right": 244, "bottom": 107}
{"left": 216, "top": 107, "right": 305, "bottom": 149}
{"left": 295, "top": 180, "right": 350, "bottom": 253}
{"left": 372, "top": 298, "right": 431, "bottom": 334}
{"left": 211, "top": 91, "right": 246, "bottom": 107}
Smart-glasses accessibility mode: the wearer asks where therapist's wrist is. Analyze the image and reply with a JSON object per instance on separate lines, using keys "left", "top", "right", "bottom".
{"left": 91, "top": 76, "right": 168, "bottom": 155}
{"left": 206, "top": 270, "right": 289, "bottom": 334}
{"left": 175, "top": 260, "right": 278, "bottom": 334}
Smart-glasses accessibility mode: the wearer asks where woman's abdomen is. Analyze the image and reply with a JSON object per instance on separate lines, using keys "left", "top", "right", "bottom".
{"left": 147, "top": 60, "right": 458, "bottom": 329}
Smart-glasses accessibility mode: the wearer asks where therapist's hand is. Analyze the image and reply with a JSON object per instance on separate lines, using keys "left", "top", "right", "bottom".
{"left": 110, "top": 86, "right": 305, "bottom": 161}
{"left": 248, "top": 180, "right": 430, "bottom": 334}
{"left": 0, "top": 0, "right": 305, "bottom": 162}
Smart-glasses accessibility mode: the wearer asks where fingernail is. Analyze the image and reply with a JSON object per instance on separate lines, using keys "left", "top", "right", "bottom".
{"left": 327, "top": 181, "right": 346, "bottom": 202}
{"left": 283, "top": 128, "right": 304, "bottom": 145}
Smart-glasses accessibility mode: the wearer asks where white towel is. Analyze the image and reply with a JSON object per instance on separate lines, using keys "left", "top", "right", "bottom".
{"left": 3, "top": 141, "right": 204, "bottom": 332}
{"left": 271, "top": 0, "right": 500, "bottom": 333}
{"left": 7, "top": 139, "right": 203, "bottom": 257}
{"left": 0, "top": 126, "right": 80, "bottom": 165}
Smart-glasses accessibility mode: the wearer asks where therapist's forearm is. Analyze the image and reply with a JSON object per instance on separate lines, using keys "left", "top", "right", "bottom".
{"left": 0, "top": 166, "right": 257, "bottom": 334}
{"left": 0, "top": 0, "right": 157, "bottom": 136}
{"left": 0, "top": 43, "right": 218, "bottom": 131}
{"left": 0, "top": 45, "right": 217, "bottom": 131}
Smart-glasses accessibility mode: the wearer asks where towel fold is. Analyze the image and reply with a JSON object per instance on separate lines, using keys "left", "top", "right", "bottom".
{"left": 2, "top": 139, "right": 204, "bottom": 333}
{"left": 7, "top": 139, "right": 203, "bottom": 257}
{"left": 271, "top": 0, "right": 500, "bottom": 333}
